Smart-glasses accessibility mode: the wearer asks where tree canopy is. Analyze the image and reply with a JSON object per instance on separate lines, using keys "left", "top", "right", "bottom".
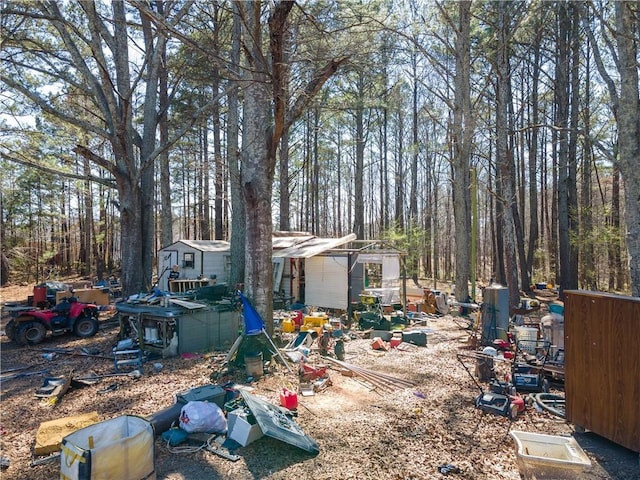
{"left": 2, "top": 0, "right": 638, "bottom": 312}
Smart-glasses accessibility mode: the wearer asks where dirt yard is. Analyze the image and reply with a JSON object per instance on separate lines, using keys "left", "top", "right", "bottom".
{"left": 1, "top": 283, "right": 638, "bottom": 480}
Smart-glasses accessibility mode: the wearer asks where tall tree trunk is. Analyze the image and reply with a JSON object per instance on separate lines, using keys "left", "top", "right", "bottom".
{"left": 526, "top": 20, "right": 542, "bottom": 286}
{"left": 279, "top": 132, "right": 291, "bottom": 231}
{"left": 62, "top": 181, "right": 71, "bottom": 276}
{"left": 615, "top": 0, "right": 640, "bottom": 295}
{"left": 409, "top": 52, "right": 420, "bottom": 278}
{"left": 199, "top": 122, "right": 210, "bottom": 239}
{"left": 158, "top": 0, "right": 173, "bottom": 249}
{"left": 336, "top": 131, "right": 343, "bottom": 234}
{"left": 229, "top": 2, "right": 245, "bottom": 287}
{"left": 118, "top": 177, "right": 145, "bottom": 295}
{"left": 566, "top": 3, "right": 580, "bottom": 290}
{"left": 382, "top": 107, "right": 389, "bottom": 231}
{"left": 584, "top": 0, "right": 638, "bottom": 294}
{"left": 354, "top": 75, "right": 365, "bottom": 239}
{"left": 312, "top": 107, "right": 320, "bottom": 235}
{"left": 609, "top": 165, "right": 622, "bottom": 290}
{"left": 509, "top": 75, "right": 531, "bottom": 297}
{"left": 581, "top": 36, "right": 596, "bottom": 289}
{"left": 395, "top": 107, "right": 405, "bottom": 230}
{"left": 409, "top": 54, "right": 419, "bottom": 224}
{"left": 452, "top": 0, "right": 473, "bottom": 303}
{"left": 278, "top": 26, "right": 292, "bottom": 233}
{"left": 238, "top": 0, "right": 347, "bottom": 328}
{"left": 211, "top": 5, "right": 221, "bottom": 241}
{"left": 495, "top": 2, "right": 520, "bottom": 309}
{"left": 556, "top": 1, "right": 572, "bottom": 299}
{"left": 550, "top": 127, "right": 559, "bottom": 285}
{"left": 241, "top": 1, "right": 274, "bottom": 322}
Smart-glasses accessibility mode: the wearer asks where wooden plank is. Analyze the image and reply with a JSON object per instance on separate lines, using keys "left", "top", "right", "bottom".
{"left": 564, "top": 290, "right": 640, "bottom": 452}
{"left": 167, "top": 298, "right": 207, "bottom": 309}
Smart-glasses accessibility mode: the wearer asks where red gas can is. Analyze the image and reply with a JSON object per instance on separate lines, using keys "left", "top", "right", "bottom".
{"left": 280, "top": 388, "right": 298, "bottom": 410}
{"left": 292, "top": 310, "right": 304, "bottom": 328}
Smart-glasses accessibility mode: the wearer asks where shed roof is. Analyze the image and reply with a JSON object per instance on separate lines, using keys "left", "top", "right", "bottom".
{"left": 163, "top": 239, "right": 230, "bottom": 252}
{"left": 162, "top": 234, "right": 360, "bottom": 258}
{"left": 273, "top": 233, "right": 357, "bottom": 258}
{"left": 272, "top": 235, "right": 315, "bottom": 249}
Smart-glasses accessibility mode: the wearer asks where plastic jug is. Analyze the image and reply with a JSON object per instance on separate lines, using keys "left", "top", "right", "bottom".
{"left": 282, "top": 318, "right": 295, "bottom": 333}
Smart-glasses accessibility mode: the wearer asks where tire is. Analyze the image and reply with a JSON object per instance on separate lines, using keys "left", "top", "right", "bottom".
{"left": 16, "top": 321, "right": 47, "bottom": 345}
{"left": 74, "top": 316, "right": 99, "bottom": 338}
{"left": 5, "top": 320, "right": 17, "bottom": 340}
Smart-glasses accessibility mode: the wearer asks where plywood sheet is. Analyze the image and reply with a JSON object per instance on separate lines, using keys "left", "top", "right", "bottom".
{"left": 56, "top": 289, "right": 109, "bottom": 305}
{"left": 564, "top": 290, "right": 640, "bottom": 452}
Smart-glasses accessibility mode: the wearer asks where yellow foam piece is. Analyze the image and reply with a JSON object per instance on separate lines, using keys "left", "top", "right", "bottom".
{"left": 34, "top": 411, "right": 100, "bottom": 456}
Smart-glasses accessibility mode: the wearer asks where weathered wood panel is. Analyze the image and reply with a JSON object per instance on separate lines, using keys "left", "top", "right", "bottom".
{"left": 564, "top": 290, "right": 640, "bottom": 452}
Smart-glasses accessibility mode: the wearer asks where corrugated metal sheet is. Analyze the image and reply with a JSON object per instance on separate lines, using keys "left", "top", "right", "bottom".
{"left": 273, "top": 233, "right": 357, "bottom": 258}
{"left": 272, "top": 235, "right": 314, "bottom": 249}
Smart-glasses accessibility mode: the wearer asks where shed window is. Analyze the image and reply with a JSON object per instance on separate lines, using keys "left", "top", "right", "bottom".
{"left": 183, "top": 252, "right": 195, "bottom": 269}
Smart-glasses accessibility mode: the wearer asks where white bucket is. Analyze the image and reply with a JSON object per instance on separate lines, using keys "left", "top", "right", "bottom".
{"left": 514, "top": 327, "right": 539, "bottom": 353}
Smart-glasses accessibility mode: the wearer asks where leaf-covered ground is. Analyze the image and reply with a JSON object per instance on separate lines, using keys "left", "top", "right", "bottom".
{"left": 1, "top": 285, "right": 638, "bottom": 480}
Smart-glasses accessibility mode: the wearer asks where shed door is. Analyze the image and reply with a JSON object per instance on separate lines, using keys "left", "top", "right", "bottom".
{"left": 305, "top": 256, "right": 348, "bottom": 309}
{"left": 159, "top": 250, "right": 178, "bottom": 291}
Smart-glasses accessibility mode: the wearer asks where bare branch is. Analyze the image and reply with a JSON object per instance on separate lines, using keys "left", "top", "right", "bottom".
{"left": 1, "top": 151, "right": 116, "bottom": 188}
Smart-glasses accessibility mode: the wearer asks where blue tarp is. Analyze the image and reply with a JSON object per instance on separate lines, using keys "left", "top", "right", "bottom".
{"left": 238, "top": 292, "right": 265, "bottom": 335}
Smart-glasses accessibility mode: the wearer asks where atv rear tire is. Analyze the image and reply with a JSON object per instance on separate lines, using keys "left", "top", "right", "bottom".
{"left": 74, "top": 316, "right": 99, "bottom": 338}
{"left": 16, "top": 321, "right": 47, "bottom": 345}
{"left": 5, "top": 320, "right": 17, "bottom": 340}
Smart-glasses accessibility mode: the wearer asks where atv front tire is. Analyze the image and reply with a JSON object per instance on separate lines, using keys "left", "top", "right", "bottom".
{"left": 16, "top": 321, "right": 47, "bottom": 345}
{"left": 74, "top": 316, "right": 99, "bottom": 338}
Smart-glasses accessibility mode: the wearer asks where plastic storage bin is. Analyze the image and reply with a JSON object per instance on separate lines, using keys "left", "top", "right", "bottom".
{"left": 60, "top": 415, "right": 155, "bottom": 480}
{"left": 514, "top": 327, "right": 539, "bottom": 353}
{"left": 176, "top": 384, "right": 226, "bottom": 408}
{"left": 510, "top": 431, "right": 591, "bottom": 479}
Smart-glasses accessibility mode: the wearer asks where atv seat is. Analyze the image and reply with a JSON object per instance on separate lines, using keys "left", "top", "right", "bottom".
{"left": 51, "top": 298, "right": 71, "bottom": 313}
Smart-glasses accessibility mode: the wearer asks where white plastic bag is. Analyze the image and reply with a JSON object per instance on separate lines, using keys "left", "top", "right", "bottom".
{"left": 179, "top": 401, "right": 227, "bottom": 434}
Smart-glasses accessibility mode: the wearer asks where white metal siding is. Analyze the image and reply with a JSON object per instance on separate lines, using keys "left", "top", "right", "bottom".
{"left": 201, "top": 252, "right": 229, "bottom": 283}
{"left": 305, "top": 255, "right": 348, "bottom": 309}
{"left": 158, "top": 242, "right": 230, "bottom": 289}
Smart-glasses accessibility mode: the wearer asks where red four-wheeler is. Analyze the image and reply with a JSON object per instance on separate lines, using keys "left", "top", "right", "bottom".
{"left": 5, "top": 296, "right": 100, "bottom": 345}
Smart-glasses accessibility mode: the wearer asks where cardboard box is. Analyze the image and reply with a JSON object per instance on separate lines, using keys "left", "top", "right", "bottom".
{"left": 227, "top": 408, "right": 263, "bottom": 447}
{"left": 56, "top": 288, "right": 110, "bottom": 305}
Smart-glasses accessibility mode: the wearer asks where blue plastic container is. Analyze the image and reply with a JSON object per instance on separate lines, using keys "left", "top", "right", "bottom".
{"left": 549, "top": 303, "right": 564, "bottom": 315}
